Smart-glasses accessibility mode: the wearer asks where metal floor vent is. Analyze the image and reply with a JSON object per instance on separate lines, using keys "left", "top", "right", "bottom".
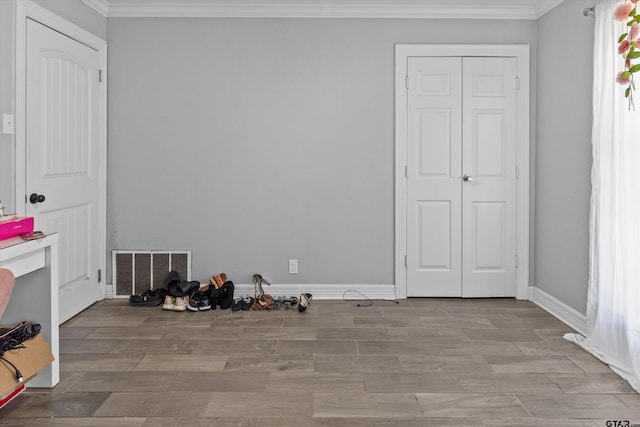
{"left": 112, "top": 250, "right": 191, "bottom": 297}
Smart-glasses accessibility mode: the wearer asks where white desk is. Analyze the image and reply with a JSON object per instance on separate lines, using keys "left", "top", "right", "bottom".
{"left": 0, "top": 234, "right": 59, "bottom": 388}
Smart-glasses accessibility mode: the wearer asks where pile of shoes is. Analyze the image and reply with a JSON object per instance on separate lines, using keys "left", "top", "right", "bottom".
{"left": 243, "top": 293, "right": 311, "bottom": 312}
{"left": 162, "top": 271, "right": 200, "bottom": 312}
{"left": 128, "top": 271, "right": 235, "bottom": 312}
{"left": 226, "top": 274, "right": 313, "bottom": 313}
{"left": 188, "top": 273, "right": 235, "bottom": 312}
{"left": 129, "top": 271, "right": 311, "bottom": 314}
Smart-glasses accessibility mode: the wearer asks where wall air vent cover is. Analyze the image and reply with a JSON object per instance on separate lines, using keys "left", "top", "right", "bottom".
{"left": 112, "top": 250, "right": 191, "bottom": 297}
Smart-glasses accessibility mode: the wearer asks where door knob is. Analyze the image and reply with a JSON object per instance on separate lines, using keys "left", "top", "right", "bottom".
{"left": 29, "top": 193, "right": 46, "bottom": 204}
{"left": 463, "top": 175, "right": 482, "bottom": 183}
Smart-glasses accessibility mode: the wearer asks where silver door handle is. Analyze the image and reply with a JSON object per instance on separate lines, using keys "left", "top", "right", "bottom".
{"left": 462, "top": 175, "right": 482, "bottom": 183}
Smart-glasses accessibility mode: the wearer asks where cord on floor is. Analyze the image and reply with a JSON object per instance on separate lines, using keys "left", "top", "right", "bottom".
{"left": 342, "top": 290, "right": 400, "bottom": 307}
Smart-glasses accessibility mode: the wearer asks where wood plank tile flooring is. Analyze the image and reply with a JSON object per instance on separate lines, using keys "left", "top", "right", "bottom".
{"left": 3, "top": 298, "right": 639, "bottom": 426}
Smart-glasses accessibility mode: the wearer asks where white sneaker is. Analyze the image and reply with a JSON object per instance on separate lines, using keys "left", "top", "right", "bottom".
{"left": 162, "top": 295, "right": 175, "bottom": 310}
{"left": 173, "top": 296, "right": 188, "bottom": 312}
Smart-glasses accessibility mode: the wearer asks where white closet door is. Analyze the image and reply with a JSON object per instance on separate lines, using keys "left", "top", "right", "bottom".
{"left": 461, "top": 57, "right": 517, "bottom": 297}
{"left": 25, "top": 18, "right": 102, "bottom": 322}
{"left": 406, "top": 57, "right": 463, "bottom": 297}
{"left": 406, "top": 56, "right": 517, "bottom": 297}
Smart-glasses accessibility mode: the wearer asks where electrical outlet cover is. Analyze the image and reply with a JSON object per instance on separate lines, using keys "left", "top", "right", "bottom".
{"left": 288, "top": 259, "right": 298, "bottom": 274}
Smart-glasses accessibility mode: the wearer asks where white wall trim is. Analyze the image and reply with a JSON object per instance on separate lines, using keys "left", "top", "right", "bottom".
{"left": 15, "top": 0, "right": 108, "bottom": 299}
{"left": 394, "top": 44, "right": 530, "bottom": 301}
{"left": 529, "top": 285, "right": 588, "bottom": 336}
{"left": 80, "top": 0, "right": 110, "bottom": 16}
{"left": 233, "top": 283, "right": 397, "bottom": 300}
{"left": 111, "top": 282, "right": 397, "bottom": 301}
{"left": 80, "top": 0, "right": 564, "bottom": 19}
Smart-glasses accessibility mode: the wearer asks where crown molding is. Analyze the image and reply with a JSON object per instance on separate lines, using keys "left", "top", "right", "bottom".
{"left": 81, "top": 0, "right": 110, "bottom": 16}
{"left": 81, "top": 0, "right": 566, "bottom": 19}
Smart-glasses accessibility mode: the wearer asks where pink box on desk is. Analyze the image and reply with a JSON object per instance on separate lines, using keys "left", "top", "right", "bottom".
{"left": 0, "top": 217, "right": 35, "bottom": 241}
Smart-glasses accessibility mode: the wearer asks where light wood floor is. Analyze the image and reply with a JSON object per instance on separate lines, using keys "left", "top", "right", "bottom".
{"left": 2, "top": 297, "right": 639, "bottom": 426}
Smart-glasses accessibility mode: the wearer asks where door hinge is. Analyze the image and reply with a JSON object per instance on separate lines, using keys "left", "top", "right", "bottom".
{"left": 98, "top": 269, "right": 102, "bottom": 283}
{"left": 405, "top": 165, "right": 408, "bottom": 178}
{"left": 515, "top": 255, "right": 519, "bottom": 269}
{"left": 99, "top": 69, "right": 103, "bottom": 83}
{"left": 404, "top": 255, "right": 408, "bottom": 268}
{"left": 516, "top": 166, "right": 520, "bottom": 179}
{"left": 516, "top": 76, "right": 520, "bottom": 90}
{"left": 405, "top": 75, "right": 409, "bottom": 90}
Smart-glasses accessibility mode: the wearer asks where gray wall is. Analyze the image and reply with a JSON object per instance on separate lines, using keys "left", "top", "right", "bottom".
{"left": 534, "top": 0, "right": 594, "bottom": 313}
{"left": 107, "top": 18, "right": 536, "bottom": 285}
{"left": 0, "top": 1, "right": 16, "bottom": 214}
{"left": 0, "top": 0, "right": 596, "bottom": 315}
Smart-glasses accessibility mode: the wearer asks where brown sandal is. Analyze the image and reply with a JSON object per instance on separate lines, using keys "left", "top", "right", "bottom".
{"left": 210, "top": 273, "right": 227, "bottom": 289}
{"left": 252, "top": 294, "right": 275, "bottom": 310}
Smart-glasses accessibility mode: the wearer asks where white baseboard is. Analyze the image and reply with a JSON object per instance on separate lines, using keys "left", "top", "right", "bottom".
{"left": 528, "top": 285, "right": 588, "bottom": 336}
{"left": 232, "top": 283, "right": 397, "bottom": 301}
{"left": 105, "top": 282, "right": 397, "bottom": 301}
{"left": 104, "top": 283, "right": 114, "bottom": 299}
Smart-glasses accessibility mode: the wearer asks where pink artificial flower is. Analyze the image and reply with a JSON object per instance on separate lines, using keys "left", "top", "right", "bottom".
{"left": 631, "top": 22, "right": 640, "bottom": 40}
{"left": 617, "top": 71, "right": 632, "bottom": 85}
{"left": 632, "top": 0, "right": 638, "bottom": 4}
{"left": 619, "top": 39, "right": 631, "bottom": 54}
{"left": 614, "top": 3, "right": 634, "bottom": 21}
{"left": 626, "top": 58, "right": 632, "bottom": 68}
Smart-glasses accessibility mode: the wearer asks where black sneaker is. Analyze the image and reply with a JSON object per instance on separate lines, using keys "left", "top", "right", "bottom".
{"left": 198, "top": 295, "right": 211, "bottom": 311}
{"left": 129, "top": 289, "right": 163, "bottom": 307}
{"left": 187, "top": 293, "right": 200, "bottom": 312}
{"left": 188, "top": 290, "right": 210, "bottom": 312}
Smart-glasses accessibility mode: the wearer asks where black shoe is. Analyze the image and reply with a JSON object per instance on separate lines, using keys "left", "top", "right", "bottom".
{"left": 164, "top": 271, "right": 180, "bottom": 288}
{"left": 241, "top": 296, "right": 253, "bottom": 311}
{"left": 198, "top": 297, "right": 211, "bottom": 311}
{"left": 129, "top": 289, "right": 163, "bottom": 307}
{"left": 219, "top": 281, "right": 235, "bottom": 309}
{"left": 187, "top": 291, "right": 201, "bottom": 312}
{"left": 188, "top": 290, "right": 210, "bottom": 312}
{"left": 209, "top": 288, "right": 221, "bottom": 310}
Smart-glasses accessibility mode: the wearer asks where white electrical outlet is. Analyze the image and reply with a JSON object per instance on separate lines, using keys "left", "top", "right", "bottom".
{"left": 288, "top": 259, "right": 298, "bottom": 274}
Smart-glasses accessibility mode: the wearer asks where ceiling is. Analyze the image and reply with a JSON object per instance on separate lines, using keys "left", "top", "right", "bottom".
{"left": 80, "top": 0, "right": 568, "bottom": 19}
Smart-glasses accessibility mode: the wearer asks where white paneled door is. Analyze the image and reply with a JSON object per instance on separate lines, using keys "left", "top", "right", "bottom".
{"left": 406, "top": 56, "right": 517, "bottom": 297}
{"left": 25, "top": 18, "right": 101, "bottom": 322}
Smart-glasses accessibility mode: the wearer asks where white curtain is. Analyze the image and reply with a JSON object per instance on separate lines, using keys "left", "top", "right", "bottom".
{"left": 564, "top": 0, "right": 640, "bottom": 392}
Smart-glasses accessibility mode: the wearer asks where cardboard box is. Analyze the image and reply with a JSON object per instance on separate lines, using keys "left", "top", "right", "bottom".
{"left": 0, "top": 334, "right": 54, "bottom": 400}
{"left": 0, "top": 384, "right": 25, "bottom": 410}
{"left": 0, "top": 217, "right": 35, "bottom": 241}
